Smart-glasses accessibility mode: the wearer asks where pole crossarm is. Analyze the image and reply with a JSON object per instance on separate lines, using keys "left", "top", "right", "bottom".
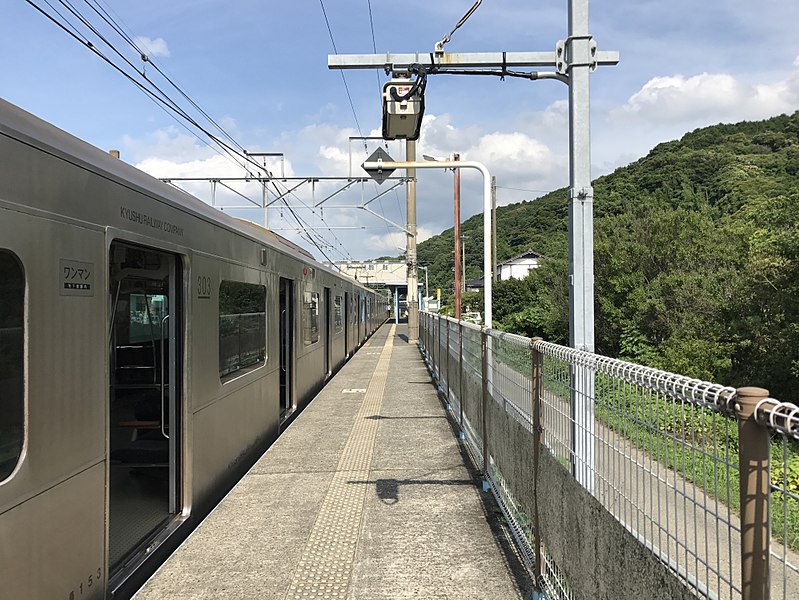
{"left": 161, "top": 176, "right": 405, "bottom": 182}
{"left": 161, "top": 176, "right": 407, "bottom": 208}
{"left": 328, "top": 49, "right": 618, "bottom": 72}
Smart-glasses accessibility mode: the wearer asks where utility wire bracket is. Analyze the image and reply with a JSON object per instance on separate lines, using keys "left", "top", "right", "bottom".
{"left": 556, "top": 36, "right": 599, "bottom": 75}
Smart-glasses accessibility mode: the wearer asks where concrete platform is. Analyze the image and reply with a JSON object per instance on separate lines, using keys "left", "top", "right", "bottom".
{"left": 135, "top": 323, "right": 533, "bottom": 600}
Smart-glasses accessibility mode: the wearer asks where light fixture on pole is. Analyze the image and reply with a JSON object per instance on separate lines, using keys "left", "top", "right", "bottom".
{"left": 382, "top": 73, "right": 426, "bottom": 141}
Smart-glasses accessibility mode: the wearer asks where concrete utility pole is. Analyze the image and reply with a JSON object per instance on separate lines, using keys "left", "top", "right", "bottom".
{"left": 406, "top": 140, "right": 419, "bottom": 342}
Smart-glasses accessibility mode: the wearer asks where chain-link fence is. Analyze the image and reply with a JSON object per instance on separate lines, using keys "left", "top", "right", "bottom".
{"left": 419, "top": 312, "right": 799, "bottom": 600}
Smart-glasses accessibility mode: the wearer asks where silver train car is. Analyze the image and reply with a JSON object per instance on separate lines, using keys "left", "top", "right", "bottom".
{"left": 0, "top": 98, "right": 387, "bottom": 599}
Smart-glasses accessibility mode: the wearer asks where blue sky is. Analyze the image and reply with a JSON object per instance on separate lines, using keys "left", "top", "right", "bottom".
{"left": 2, "top": 0, "right": 798, "bottom": 261}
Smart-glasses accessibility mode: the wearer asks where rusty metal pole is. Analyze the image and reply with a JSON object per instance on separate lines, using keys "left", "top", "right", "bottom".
{"left": 453, "top": 154, "right": 462, "bottom": 320}
{"left": 737, "top": 386, "right": 771, "bottom": 600}
{"left": 481, "top": 327, "right": 489, "bottom": 479}
{"left": 531, "top": 337, "right": 545, "bottom": 590}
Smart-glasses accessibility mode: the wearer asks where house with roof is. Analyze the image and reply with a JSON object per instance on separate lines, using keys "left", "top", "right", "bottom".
{"left": 498, "top": 249, "right": 545, "bottom": 281}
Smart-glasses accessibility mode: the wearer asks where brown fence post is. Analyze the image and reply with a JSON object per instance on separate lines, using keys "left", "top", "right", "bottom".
{"left": 531, "top": 337, "right": 545, "bottom": 590}
{"left": 481, "top": 326, "right": 489, "bottom": 479}
{"left": 446, "top": 317, "right": 451, "bottom": 406}
{"left": 459, "top": 321, "right": 464, "bottom": 434}
{"left": 434, "top": 314, "right": 439, "bottom": 380}
{"left": 736, "top": 386, "right": 771, "bottom": 600}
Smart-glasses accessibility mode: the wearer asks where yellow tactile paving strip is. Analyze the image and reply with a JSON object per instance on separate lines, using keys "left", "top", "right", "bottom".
{"left": 283, "top": 324, "right": 396, "bottom": 600}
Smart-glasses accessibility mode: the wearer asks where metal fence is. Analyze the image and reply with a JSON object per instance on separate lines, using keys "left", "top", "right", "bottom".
{"left": 419, "top": 312, "right": 799, "bottom": 600}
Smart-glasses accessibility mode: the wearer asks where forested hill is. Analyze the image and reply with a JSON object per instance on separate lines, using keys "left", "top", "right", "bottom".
{"left": 417, "top": 110, "right": 799, "bottom": 400}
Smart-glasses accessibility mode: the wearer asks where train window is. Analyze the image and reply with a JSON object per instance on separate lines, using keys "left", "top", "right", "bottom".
{"left": 219, "top": 281, "right": 266, "bottom": 381}
{"left": 334, "top": 296, "right": 343, "bottom": 332}
{"left": 303, "top": 290, "right": 320, "bottom": 345}
{"left": 0, "top": 251, "right": 24, "bottom": 482}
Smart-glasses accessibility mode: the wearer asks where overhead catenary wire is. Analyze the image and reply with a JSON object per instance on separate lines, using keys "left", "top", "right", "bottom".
{"left": 268, "top": 179, "right": 352, "bottom": 262}
{"left": 437, "top": 0, "right": 482, "bottom": 51}
{"left": 319, "top": 0, "right": 364, "bottom": 139}
{"left": 26, "top": 0, "right": 253, "bottom": 174}
{"left": 26, "top": 0, "right": 359, "bottom": 261}
{"left": 366, "top": 0, "right": 382, "bottom": 106}
{"left": 82, "top": 0, "right": 246, "bottom": 152}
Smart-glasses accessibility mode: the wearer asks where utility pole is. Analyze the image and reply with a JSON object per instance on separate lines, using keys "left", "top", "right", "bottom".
{"left": 406, "top": 140, "right": 419, "bottom": 342}
{"left": 453, "top": 153, "right": 462, "bottom": 320}
{"left": 491, "top": 176, "right": 497, "bottom": 283}
{"left": 335, "top": 3, "right": 616, "bottom": 489}
{"left": 568, "top": 0, "right": 597, "bottom": 493}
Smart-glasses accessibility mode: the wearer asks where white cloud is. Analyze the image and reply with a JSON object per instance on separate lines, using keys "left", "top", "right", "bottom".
{"left": 134, "top": 36, "right": 170, "bottom": 58}
{"left": 362, "top": 226, "right": 434, "bottom": 255}
{"left": 592, "top": 55, "right": 799, "bottom": 176}
{"left": 122, "top": 113, "right": 567, "bottom": 260}
{"left": 611, "top": 58, "right": 799, "bottom": 125}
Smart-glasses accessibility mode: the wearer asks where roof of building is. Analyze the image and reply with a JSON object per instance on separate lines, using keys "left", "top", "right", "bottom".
{"left": 498, "top": 248, "right": 546, "bottom": 266}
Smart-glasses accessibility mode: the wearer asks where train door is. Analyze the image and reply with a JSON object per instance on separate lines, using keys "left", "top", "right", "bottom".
{"left": 279, "top": 277, "right": 294, "bottom": 419}
{"left": 324, "top": 287, "right": 331, "bottom": 376}
{"left": 344, "top": 292, "right": 350, "bottom": 357}
{"left": 108, "top": 242, "right": 182, "bottom": 578}
{"left": 360, "top": 296, "right": 365, "bottom": 340}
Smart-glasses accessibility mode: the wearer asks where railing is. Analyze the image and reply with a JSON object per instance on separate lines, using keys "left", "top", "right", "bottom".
{"left": 419, "top": 311, "right": 799, "bottom": 600}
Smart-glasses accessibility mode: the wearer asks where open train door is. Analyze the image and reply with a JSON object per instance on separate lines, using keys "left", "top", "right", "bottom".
{"left": 279, "top": 277, "right": 295, "bottom": 420}
{"left": 324, "top": 287, "right": 331, "bottom": 377}
{"left": 344, "top": 292, "right": 350, "bottom": 357}
{"left": 108, "top": 241, "right": 183, "bottom": 588}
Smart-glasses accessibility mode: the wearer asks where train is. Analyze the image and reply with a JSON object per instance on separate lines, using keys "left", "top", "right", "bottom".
{"left": 0, "top": 97, "right": 388, "bottom": 599}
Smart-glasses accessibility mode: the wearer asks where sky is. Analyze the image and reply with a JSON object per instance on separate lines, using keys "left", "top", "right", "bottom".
{"left": 2, "top": 0, "right": 798, "bottom": 262}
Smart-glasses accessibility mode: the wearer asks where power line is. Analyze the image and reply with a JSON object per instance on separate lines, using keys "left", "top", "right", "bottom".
{"left": 496, "top": 186, "right": 556, "bottom": 194}
{"left": 27, "top": 0, "right": 358, "bottom": 261}
{"left": 437, "top": 0, "right": 483, "bottom": 51}
{"left": 366, "top": 0, "right": 383, "bottom": 105}
{"left": 82, "top": 0, "right": 246, "bottom": 153}
{"left": 318, "top": 0, "right": 364, "bottom": 139}
{"left": 26, "top": 0, "right": 252, "bottom": 174}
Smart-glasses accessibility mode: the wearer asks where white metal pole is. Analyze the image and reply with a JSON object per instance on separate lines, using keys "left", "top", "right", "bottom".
{"left": 568, "top": 0, "right": 596, "bottom": 494}
{"left": 362, "top": 159, "right": 492, "bottom": 327}
{"left": 406, "top": 140, "right": 419, "bottom": 342}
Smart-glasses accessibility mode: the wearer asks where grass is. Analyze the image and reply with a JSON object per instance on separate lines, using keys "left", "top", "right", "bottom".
{"left": 429, "top": 325, "right": 799, "bottom": 554}
{"left": 591, "top": 372, "right": 799, "bottom": 553}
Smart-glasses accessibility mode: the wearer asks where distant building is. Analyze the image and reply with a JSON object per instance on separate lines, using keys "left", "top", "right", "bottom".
{"left": 326, "top": 259, "right": 425, "bottom": 314}
{"left": 465, "top": 278, "right": 484, "bottom": 293}
{"left": 498, "top": 249, "right": 544, "bottom": 281}
{"left": 328, "top": 259, "right": 406, "bottom": 286}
